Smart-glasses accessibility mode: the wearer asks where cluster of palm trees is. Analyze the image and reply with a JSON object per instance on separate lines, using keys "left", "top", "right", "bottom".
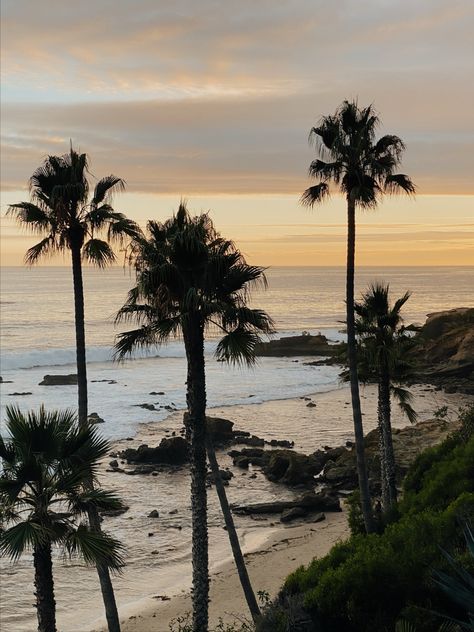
{"left": 1, "top": 99, "right": 417, "bottom": 632}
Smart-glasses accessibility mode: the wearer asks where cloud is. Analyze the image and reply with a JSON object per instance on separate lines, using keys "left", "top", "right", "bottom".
{"left": 1, "top": 1, "right": 473, "bottom": 195}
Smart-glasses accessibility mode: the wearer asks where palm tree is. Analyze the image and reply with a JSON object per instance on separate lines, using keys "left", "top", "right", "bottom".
{"left": 0, "top": 405, "right": 124, "bottom": 632}
{"left": 8, "top": 146, "right": 141, "bottom": 426}
{"left": 8, "top": 146, "right": 140, "bottom": 632}
{"left": 301, "top": 100, "right": 415, "bottom": 532}
{"left": 354, "top": 283, "right": 418, "bottom": 511}
{"left": 115, "top": 203, "right": 274, "bottom": 631}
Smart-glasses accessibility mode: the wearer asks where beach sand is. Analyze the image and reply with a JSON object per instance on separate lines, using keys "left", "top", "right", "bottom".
{"left": 94, "top": 511, "right": 349, "bottom": 632}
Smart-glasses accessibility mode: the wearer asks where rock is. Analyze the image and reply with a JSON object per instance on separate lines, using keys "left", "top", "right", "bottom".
{"left": 233, "top": 492, "right": 341, "bottom": 515}
{"left": 88, "top": 412, "right": 105, "bottom": 424}
{"left": 234, "top": 456, "right": 250, "bottom": 469}
{"left": 109, "top": 460, "right": 119, "bottom": 469}
{"left": 148, "top": 510, "right": 160, "bottom": 518}
{"left": 207, "top": 469, "right": 234, "bottom": 484}
{"left": 263, "top": 449, "right": 329, "bottom": 486}
{"left": 8, "top": 392, "right": 32, "bottom": 396}
{"left": 255, "top": 334, "right": 343, "bottom": 358}
{"left": 306, "top": 402, "right": 317, "bottom": 408}
{"left": 169, "top": 509, "right": 178, "bottom": 515}
{"left": 136, "top": 403, "right": 157, "bottom": 411}
{"left": 233, "top": 434, "right": 265, "bottom": 447}
{"left": 444, "top": 384, "right": 458, "bottom": 394}
{"left": 120, "top": 436, "right": 188, "bottom": 465}
{"left": 267, "top": 439, "right": 294, "bottom": 448}
{"left": 280, "top": 507, "right": 308, "bottom": 522}
{"left": 100, "top": 506, "right": 129, "bottom": 517}
{"left": 39, "top": 374, "right": 77, "bottom": 386}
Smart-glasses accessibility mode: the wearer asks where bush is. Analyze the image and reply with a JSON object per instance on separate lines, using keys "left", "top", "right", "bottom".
{"left": 259, "top": 418, "right": 474, "bottom": 632}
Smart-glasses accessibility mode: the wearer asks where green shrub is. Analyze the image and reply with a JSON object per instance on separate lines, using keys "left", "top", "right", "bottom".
{"left": 260, "top": 425, "right": 474, "bottom": 632}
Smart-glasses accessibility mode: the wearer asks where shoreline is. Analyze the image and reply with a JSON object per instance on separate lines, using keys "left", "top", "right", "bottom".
{"left": 2, "top": 383, "right": 472, "bottom": 632}
{"left": 88, "top": 383, "right": 472, "bottom": 632}
{"left": 92, "top": 511, "right": 350, "bottom": 632}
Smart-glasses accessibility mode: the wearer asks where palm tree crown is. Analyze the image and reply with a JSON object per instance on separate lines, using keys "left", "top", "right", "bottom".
{"left": 301, "top": 99, "right": 415, "bottom": 208}
{"left": 115, "top": 202, "right": 275, "bottom": 361}
{"left": 8, "top": 146, "right": 141, "bottom": 266}
{"left": 0, "top": 405, "right": 124, "bottom": 567}
{"left": 0, "top": 405, "right": 124, "bottom": 632}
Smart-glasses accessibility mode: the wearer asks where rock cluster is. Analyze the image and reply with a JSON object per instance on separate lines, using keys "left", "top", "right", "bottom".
{"left": 39, "top": 374, "right": 78, "bottom": 386}
{"left": 255, "top": 333, "right": 343, "bottom": 358}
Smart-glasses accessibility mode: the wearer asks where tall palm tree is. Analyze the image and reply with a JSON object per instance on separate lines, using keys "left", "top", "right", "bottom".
{"left": 115, "top": 203, "right": 274, "bottom": 631}
{"left": 8, "top": 146, "right": 140, "bottom": 632}
{"left": 355, "top": 283, "right": 417, "bottom": 511}
{"left": 0, "top": 405, "right": 124, "bottom": 632}
{"left": 301, "top": 100, "right": 415, "bottom": 532}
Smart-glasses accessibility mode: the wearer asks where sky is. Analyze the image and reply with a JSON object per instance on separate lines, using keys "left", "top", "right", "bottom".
{"left": 1, "top": 0, "right": 473, "bottom": 266}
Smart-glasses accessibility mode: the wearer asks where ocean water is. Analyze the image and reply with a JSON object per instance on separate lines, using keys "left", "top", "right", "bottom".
{"left": 1, "top": 265, "right": 473, "bottom": 438}
{"left": 1, "top": 265, "right": 473, "bottom": 631}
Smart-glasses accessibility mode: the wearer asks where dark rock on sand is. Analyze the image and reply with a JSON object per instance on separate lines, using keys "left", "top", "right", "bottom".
{"left": 88, "top": 412, "right": 105, "bottom": 424}
{"left": 120, "top": 436, "right": 188, "bottom": 466}
{"left": 148, "top": 510, "right": 160, "bottom": 518}
{"left": 232, "top": 492, "right": 341, "bottom": 515}
{"left": 39, "top": 374, "right": 77, "bottom": 386}
{"left": 8, "top": 392, "right": 32, "bottom": 396}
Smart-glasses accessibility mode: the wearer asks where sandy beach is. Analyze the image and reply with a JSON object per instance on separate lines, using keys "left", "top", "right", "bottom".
{"left": 96, "top": 512, "right": 349, "bottom": 632}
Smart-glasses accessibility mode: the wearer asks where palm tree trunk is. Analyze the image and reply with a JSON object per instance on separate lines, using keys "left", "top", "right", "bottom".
{"left": 379, "top": 366, "right": 397, "bottom": 510}
{"left": 346, "top": 196, "right": 375, "bottom": 533}
{"left": 206, "top": 437, "right": 261, "bottom": 622}
{"left": 33, "top": 542, "right": 57, "bottom": 632}
{"left": 70, "top": 244, "right": 88, "bottom": 427}
{"left": 184, "top": 316, "right": 209, "bottom": 632}
{"left": 71, "top": 244, "right": 122, "bottom": 632}
{"left": 377, "top": 381, "right": 389, "bottom": 510}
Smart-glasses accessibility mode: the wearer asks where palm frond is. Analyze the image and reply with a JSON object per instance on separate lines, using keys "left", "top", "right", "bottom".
{"left": 391, "top": 385, "right": 418, "bottom": 424}
{"left": 0, "top": 520, "right": 49, "bottom": 560}
{"left": 215, "top": 329, "right": 262, "bottom": 366}
{"left": 64, "top": 524, "right": 125, "bottom": 571}
{"left": 385, "top": 173, "right": 416, "bottom": 196}
{"left": 82, "top": 239, "right": 116, "bottom": 268}
{"left": 24, "top": 236, "right": 60, "bottom": 265}
{"left": 7, "top": 202, "right": 52, "bottom": 233}
{"left": 92, "top": 176, "right": 125, "bottom": 206}
{"left": 114, "top": 325, "right": 158, "bottom": 359}
{"left": 300, "top": 183, "right": 330, "bottom": 207}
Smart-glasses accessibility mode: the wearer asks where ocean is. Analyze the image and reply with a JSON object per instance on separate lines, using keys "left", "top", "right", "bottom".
{"left": 1, "top": 265, "right": 473, "bottom": 631}
{"left": 1, "top": 265, "right": 473, "bottom": 438}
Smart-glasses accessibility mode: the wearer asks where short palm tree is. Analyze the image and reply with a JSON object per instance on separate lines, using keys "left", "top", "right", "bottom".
{"left": 355, "top": 283, "right": 418, "bottom": 511}
{"left": 8, "top": 146, "right": 140, "bottom": 631}
{"left": 0, "top": 405, "right": 124, "bottom": 632}
{"left": 115, "top": 203, "right": 274, "bottom": 632}
{"left": 302, "top": 100, "right": 415, "bottom": 532}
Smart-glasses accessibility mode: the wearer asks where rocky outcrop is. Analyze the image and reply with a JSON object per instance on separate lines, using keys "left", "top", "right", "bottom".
{"left": 119, "top": 436, "right": 188, "bottom": 465}
{"left": 228, "top": 445, "right": 348, "bottom": 486}
{"left": 412, "top": 307, "right": 474, "bottom": 394}
{"left": 39, "top": 374, "right": 78, "bottom": 386}
{"left": 88, "top": 412, "right": 105, "bottom": 424}
{"left": 322, "top": 418, "right": 461, "bottom": 490}
{"left": 255, "top": 334, "right": 343, "bottom": 358}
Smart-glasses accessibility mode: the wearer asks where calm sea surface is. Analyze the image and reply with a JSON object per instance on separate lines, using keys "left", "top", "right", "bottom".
{"left": 1, "top": 265, "right": 473, "bottom": 439}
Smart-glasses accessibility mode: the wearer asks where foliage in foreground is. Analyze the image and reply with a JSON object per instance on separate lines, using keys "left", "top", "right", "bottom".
{"left": 257, "top": 406, "right": 474, "bottom": 632}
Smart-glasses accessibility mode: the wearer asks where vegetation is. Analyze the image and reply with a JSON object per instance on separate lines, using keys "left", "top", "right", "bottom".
{"left": 0, "top": 406, "right": 124, "bottom": 632}
{"left": 257, "top": 406, "right": 474, "bottom": 632}
{"left": 115, "top": 203, "right": 274, "bottom": 631}
{"left": 8, "top": 146, "right": 140, "bottom": 632}
{"left": 354, "top": 283, "right": 417, "bottom": 511}
{"left": 302, "top": 100, "right": 415, "bottom": 533}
